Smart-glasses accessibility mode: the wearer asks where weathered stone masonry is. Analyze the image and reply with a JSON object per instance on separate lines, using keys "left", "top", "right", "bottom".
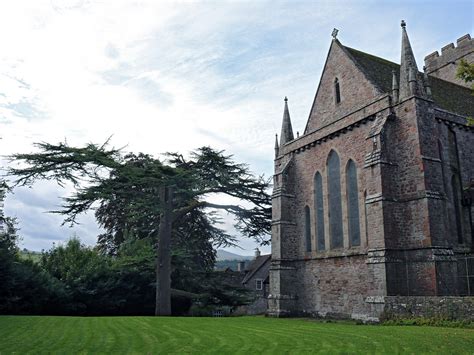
{"left": 268, "top": 23, "right": 474, "bottom": 321}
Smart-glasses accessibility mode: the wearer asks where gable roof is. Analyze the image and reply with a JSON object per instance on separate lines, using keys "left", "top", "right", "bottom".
{"left": 344, "top": 46, "right": 474, "bottom": 117}
{"left": 241, "top": 254, "right": 271, "bottom": 285}
{"left": 304, "top": 39, "right": 384, "bottom": 134}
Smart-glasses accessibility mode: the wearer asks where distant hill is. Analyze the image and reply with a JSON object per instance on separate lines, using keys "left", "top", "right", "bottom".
{"left": 19, "top": 249, "right": 42, "bottom": 263}
{"left": 216, "top": 250, "right": 252, "bottom": 261}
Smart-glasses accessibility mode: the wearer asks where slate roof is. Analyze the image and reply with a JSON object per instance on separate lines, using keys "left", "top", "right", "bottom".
{"left": 241, "top": 254, "right": 271, "bottom": 285}
{"left": 343, "top": 46, "right": 474, "bottom": 117}
{"left": 430, "top": 78, "right": 474, "bottom": 118}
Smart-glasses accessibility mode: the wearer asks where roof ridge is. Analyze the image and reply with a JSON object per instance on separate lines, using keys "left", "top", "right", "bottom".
{"left": 343, "top": 45, "right": 400, "bottom": 67}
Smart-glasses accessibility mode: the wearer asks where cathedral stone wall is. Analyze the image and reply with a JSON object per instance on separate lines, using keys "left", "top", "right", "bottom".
{"left": 290, "top": 122, "right": 372, "bottom": 255}
{"left": 433, "top": 111, "right": 473, "bottom": 250}
{"left": 294, "top": 256, "right": 378, "bottom": 321}
{"left": 305, "top": 41, "right": 383, "bottom": 134}
{"left": 270, "top": 26, "right": 474, "bottom": 321}
{"left": 379, "top": 99, "right": 431, "bottom": 250}
{"left": 383, "top": 296, "right": 474, "bottom": 321}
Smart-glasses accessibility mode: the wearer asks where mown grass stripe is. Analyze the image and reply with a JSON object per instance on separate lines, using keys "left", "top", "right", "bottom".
{"left": 0, "top": 316, "right": 473, "bottom": 354}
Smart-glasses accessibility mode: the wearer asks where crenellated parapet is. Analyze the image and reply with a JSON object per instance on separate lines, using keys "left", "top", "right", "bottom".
{"left": 424, "top": 34, "right": 473, "bottom": 88}
{"left": 425, "top": 34, "right": 473, "bottom": 70}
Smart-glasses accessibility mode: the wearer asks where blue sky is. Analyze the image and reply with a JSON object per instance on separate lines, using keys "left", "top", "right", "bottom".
{"left": 0, "top": 0, "right": 472, "bottom": 255}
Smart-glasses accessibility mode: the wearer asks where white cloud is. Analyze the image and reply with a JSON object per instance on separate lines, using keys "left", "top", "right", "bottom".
{"left": 4, "top": 180, "right": 100, "bottom": 251}
{"left": 0, "top": 0, "right": 471, "bottom": 254}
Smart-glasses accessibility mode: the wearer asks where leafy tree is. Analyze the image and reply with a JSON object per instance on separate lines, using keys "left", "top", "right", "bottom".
{"left": 0, "top": 214, "right": 21, "bottom": 307}
{"left": 457, "top": 59, "right": 474, "bottom": 90}
{"left": 0, "top": 214, "right": 70, "bottom": 315}
{"left": 37, "top": 237, "right": 155, "bottom": 315}
{"left": 40, "top": 237, "right": 115, "bottom": 314}
{"left": 8, "top": 142, "right": 271, "bottom": 315}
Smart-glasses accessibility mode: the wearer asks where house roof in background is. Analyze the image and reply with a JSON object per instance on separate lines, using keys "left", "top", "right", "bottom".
{"left": 242, "top": 254, "right": 271, "bottom": 284}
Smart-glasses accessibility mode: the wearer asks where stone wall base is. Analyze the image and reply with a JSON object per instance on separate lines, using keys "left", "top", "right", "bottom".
{"left": 265, "top": 296, "right": 474, "bottom": 322}
{"left": 381, "top": 296, "right": 474, "bottom": 321}
{"left": 234, "top": 297, "right": 268, "bottom": 316}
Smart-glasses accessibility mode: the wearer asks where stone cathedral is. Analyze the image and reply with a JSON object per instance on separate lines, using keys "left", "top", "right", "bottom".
{"left": 269, "top": 22, "right": 474, "bottom": 321}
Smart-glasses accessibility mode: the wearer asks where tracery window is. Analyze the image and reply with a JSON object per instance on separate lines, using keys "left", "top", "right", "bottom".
{"left": 438, "top": 140, "right": 447, "bottom": 191}
{"left": 451, "top": 175, "right": 463, "bottom": 243}
{"left": 364, "top": 190, "right": 368, "bottom": 245}
{"left": 304, "top": 205, "right": 311, "bottom": 252}
{"left": 314, "top": 172, "right": 325, "bottom": 250}
{"left": 327, "top": 150, "right": 343, "bottom": 248}
{"left": 447, "top": 128, "right": 463, "bottom": 244}
{"left": 346, "top": 160, "right": 361, "bottom": 246}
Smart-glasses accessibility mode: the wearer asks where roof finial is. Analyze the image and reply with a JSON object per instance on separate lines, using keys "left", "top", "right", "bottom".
{"left": 331, "top": 28, "right": 339, "bottom": 39}
{"left": 392, "top": 69, "right": 399, "bottom": 104}
{"left": 422, "top": 66, "right": 432, "bottom": 99}
{"left": 401, "top": 20, "right": 406, "bottom": 28}
{"left": 392, "top": 69, "right": 399, "bottom": 89}
{"left": 399, "top": 19, "right": 422, "bottom": 99}
{"left": 280, "top": 96, "right": 294, "bottom": 147}
{"left": 274, "top": 133, "right": 279, "bottom": 158}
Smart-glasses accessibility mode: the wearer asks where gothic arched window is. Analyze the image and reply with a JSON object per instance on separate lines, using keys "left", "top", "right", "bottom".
{"left": 346, "top": 160, "right": 361, "bottom": 246}
{"left": 451, "top": 175, "right": 463, "bottom": 244}
{"left": 304, "top": 205, "right": 311, "bottom": 252}
{"left": 447, "top": 128, "right": 459, "bottom": 171}
{"left": 314, "top": 172, "right": 325, "bottom": 251}
{"left": 335, "top": 78, "right": 341, "bottom": 104}
{"left": 327, "top": 150, "right": 343, "bottom": 249}
{"left": 438, "top": 140, "right": 446, "bottom": 184}
{"left": 364, "top": 190, "right": 368, "bottom": 245}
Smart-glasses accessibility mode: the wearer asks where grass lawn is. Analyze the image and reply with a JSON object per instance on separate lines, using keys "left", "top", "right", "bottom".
{"left": 1, "top": 316, "right": 473, "bottom": 354}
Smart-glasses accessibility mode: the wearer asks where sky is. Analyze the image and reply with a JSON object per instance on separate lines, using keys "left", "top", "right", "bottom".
{"left": 0, "top": 0, "right": 472, "bottom": 255}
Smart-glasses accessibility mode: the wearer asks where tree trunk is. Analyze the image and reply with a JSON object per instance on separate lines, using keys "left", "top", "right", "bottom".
{"left": 155, "top": 186, "right": 173, "bottom": 316}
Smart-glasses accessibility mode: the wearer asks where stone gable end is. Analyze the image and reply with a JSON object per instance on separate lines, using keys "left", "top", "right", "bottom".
{"left": 305, "top": 40, "right": 383, "bottom": 134}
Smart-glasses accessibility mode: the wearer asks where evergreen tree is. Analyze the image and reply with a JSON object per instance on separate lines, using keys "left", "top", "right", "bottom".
{"left": 8, "top": 142, "right": 271, "bottom": 315}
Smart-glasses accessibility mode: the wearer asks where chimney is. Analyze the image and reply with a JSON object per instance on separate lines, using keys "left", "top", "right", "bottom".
{"left": 237, "top": 261, "right": 246, "bottom": 272}
{"left": 255, "top": 248, "right": 261, "bottom": 258}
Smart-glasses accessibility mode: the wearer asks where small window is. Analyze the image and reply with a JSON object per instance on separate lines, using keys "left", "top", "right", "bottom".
{"left": 256, "top": 279, "right": 263, "bottom": 290}
{"left": 335, "top": 78, "right": 341, "bottom": 103}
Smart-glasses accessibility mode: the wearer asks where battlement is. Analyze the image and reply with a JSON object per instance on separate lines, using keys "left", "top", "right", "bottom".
{"left": 424, "top": 34, "right": 473, "bottom": 73}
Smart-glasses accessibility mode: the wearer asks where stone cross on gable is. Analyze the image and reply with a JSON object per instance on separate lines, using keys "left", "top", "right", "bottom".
{"left": 331, "top": 28, "right": 339, "bottom": 39}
